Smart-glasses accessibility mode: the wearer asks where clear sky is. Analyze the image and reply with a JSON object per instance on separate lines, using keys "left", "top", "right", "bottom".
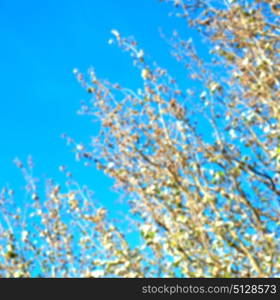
{"left": 0, "top": 0, "right": 205, "bottom": 213}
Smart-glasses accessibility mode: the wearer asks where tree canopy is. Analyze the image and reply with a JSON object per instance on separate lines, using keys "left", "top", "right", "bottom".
{"left": 0, "top": 0, "right": 279, "bottom": 277}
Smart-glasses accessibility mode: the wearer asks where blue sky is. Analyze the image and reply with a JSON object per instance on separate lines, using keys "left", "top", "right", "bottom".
{"left": 0, "top": 0, "right": 204, "bottom": 211}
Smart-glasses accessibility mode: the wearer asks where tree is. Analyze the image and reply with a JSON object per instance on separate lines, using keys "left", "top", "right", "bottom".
{"left": 0, "top": 0, "right": 279, "bottom": 277}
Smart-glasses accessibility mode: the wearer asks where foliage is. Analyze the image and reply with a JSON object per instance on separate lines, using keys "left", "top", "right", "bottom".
{"left": 0, "top": 0, "right": 279, "bottom": 277}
